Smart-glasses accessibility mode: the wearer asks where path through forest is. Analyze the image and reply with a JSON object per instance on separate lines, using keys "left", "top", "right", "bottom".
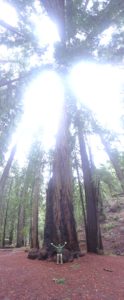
{"left": 0, "top": 249, "right": 124, "bottom": 300}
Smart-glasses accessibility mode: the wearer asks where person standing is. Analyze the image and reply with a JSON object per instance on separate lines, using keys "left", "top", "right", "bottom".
{"left": 51, "top": 242, "right": 67, "bottom": 264}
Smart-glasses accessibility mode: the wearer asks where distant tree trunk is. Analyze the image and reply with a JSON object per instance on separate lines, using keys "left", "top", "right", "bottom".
{"left": 29, "top": 188, "right": 33, "bottom": 247}
{"left": 2, "top": 197, "right": 9, "bottom": 247}
{"left": 2, "top": 179, "right": 13, "bottom": 247}
{"left": 30, "top": 169, "right": 41, "bottom": 249}
{"left": 43, "top": 178, "right": 55, "bottom": 249}
{"left": 43, "top": 106, "right": 79, "bottom": 254}
{"left": 76, "top": 114, "right": 103, "bottom": 253}
{"left": 9, "top": 222, "right": 15, "bottom": 245}
{"left": 16, "top": 174, "right": 30, "bottom": 248}
{"left": 74, "top": 152, "right": 87, "bottom": 240}
{"left": 16, "top": 192, "right": 25, "bottom": 247}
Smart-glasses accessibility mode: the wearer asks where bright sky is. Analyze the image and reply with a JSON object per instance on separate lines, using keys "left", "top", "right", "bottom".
{"left": 12, "top": 62, "right": 123, "bottom": 166}
{"left": 0, "top": 1, "right": 124, "bottom": 166}
{"left": 0, "top": 0, "right": 18, "bottom": 27}
{"left": 70, "top": 62, "right": 124, "bottom": 132}
{"left": 13, "top": 71, "right": 64, "bottom": 164}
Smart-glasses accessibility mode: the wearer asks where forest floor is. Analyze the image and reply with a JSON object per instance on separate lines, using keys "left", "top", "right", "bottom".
{"left": 0, "top": 198, "right": 124, "bottom": 300}
{"left": 0, "top": 249, "right": 124, "bottom": 300}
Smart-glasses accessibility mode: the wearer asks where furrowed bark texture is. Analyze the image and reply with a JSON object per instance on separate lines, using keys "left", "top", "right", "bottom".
{"left": 77, "top": 120, "right": 103, "bottom": 253}
{"left": 43, "top": 107, "right": 79, "bottom": 253}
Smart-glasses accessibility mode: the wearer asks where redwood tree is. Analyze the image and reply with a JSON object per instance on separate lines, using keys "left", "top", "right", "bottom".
{"left": 0, "top": 144, "right": 17, "bottom": 245}
{"left": 76, "top": 110, "right": 103, "bottom": 253}
{"left": 30, "top": 167, "right": 41, "bottom": 249}
{"left": 43, "top": 105, "right": 79, "bottom": 254}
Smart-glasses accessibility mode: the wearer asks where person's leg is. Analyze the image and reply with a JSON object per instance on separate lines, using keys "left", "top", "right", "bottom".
{"left": 57, "top": 254, "right": 59, "bottom": 264}
{"left": 60, "top": 253, "right": 63, "bottom": 264}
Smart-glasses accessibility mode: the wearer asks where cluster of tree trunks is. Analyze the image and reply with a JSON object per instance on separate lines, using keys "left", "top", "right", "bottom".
{"left": 42, "top": 105, "right": 80, "bottom": 259}
{"left": 76, "top": 111, "right": 103, "bottom": 253}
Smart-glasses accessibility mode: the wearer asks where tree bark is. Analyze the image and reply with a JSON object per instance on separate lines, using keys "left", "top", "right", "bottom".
{"left": 43, "top": 106, "right": 79, "bottom": 254}
{"left": 16, "top": 194, "right": 25, "bottom": 248}
{"left": 0, "top": 144, "right": 16, "bottom": 244}
{"left": 74, "top": 152, "right": 87, "bottom": 239}
{"left": 9, "top": 222, "right": 15, "bottom": 245}
{"left": 0, "top": 144, "right": 16, "bottom": 194}
{"left": 41, "top": 0, "right": 65, "bottom": 42}
{"left": 2, "top": 179, "right": 13, "bottom": 247}
{"left": 30, "top": 170, "right": 41, "bottom": 249}
{"left": 77, "top": 115, "right": 103, "bottom": 253}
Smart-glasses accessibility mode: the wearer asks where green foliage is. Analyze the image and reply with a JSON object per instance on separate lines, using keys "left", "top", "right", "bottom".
{"left": 112, "top": 215, "right": 119, "bottom": 221}
{"left": 73, "top": 180, "right": 84, "bottom": 227}
{"left": 103, "top": 222, "right": 116, "bottom": 231}
{"left": 0, "top": 84, "right": 23, "bottom": 165}
{"left": 70, "top": 263, "right": 80, "bottom": 269}
{"left": 53, "top": 278, "right": 66, "bottom": 285}
{"left": 97, "top": 164, "right": 122, "bottom": 197}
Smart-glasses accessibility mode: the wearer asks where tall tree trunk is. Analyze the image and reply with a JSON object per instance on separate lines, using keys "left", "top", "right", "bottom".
{"left": 16, "top": 175, "right": 30, "bottom": 248}
{"left": 2, "top": 197, "right": 9, "bottom": 247}
{"left": 30, "top": 169, "right": 41, "bottom": 249}
{"left": 43, "top": 106, "right": 79, "bottom": 254}
{"left": 9, "top": 222, "right": 15, "bottom": 245}
{"left": 74, "top": 152, "right": 87, "bottom": 240}
{"left": 43, "top": 178, "right": 55, "bottom": 250}
{"left": 16, "top": 193, "right": 25, "bottom": 247}
{"left": 87, "top": 138, "right": 104, "bottom": 244}
{"left": 0, "top": 144, "right": 16, "bottom": 231}
{"left": 2, "top": 179, "right": 13, "bottom": 247}
{"left": 41, "top": 0, "right": 65, "bottom": 42}
{"left": 0, "top": 144, "right": 16, "bottom": 193}
{"left": 77, "top": 116, "right": 103, "bottom": 253}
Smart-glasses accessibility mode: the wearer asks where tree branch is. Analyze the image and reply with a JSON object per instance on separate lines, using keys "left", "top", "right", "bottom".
{"left": 0, "top": 60, "right": 21, "bottom": 64}
{"left": 83, "top": 0, "right": 124, "bottom": 38}
{"left": 84, "top": 0, "right": 90, "bottom": 11}
{"left": 0, "top": 20, "right": 23, "bottom": 37}
{"left": 0, "top": 77, "right": 22, "bottom": 88}
{"left": 0, "top": 64, "right": 53, "bottom": 88}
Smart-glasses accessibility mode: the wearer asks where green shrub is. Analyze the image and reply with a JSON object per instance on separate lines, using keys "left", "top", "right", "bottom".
{"left": 103, "top": 222, "right": 115, "bottom": 231}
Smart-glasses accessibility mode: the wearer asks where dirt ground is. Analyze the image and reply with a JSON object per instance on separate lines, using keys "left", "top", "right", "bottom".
{"left": 0, "top": 249, "right": 124, "bottom": 300}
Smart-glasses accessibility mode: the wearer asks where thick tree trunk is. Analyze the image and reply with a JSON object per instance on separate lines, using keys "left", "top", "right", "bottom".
{"left": 77, "top": 121, "right": 103, "bottom": 253}
{"left": 2, "top": 180, "right": 13, "bottom": 247}
{"left": 87, "top": 140, "right": 104, "bottom": 246}
{"left": 0, "top": 145, "right": 16, "bottom": 246}
{"left": 41, "top": 0, "right": 65, "bottom": 42}
{"left": 0, "top": 144, "right": 16, "bottom": 193}
{"left": 43, "top": 107, "right": 79, "bottom": 255}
